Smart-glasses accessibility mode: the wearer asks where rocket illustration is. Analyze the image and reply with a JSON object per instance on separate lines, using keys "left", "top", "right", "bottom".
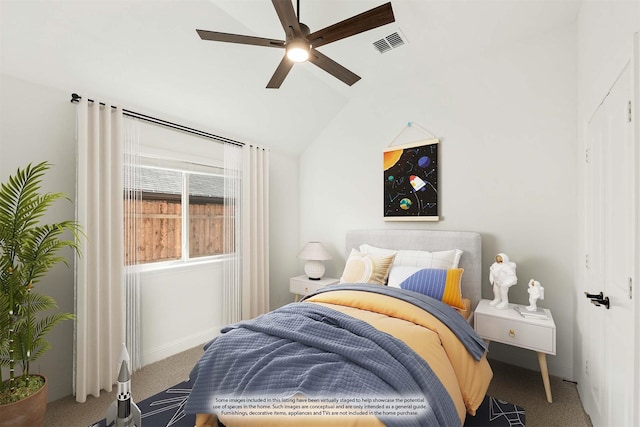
{"left": 106, "top": 344, "right": 142, "bottom": 427}
{"left": 409, "top": 175, "right": 426, "bottom": 191}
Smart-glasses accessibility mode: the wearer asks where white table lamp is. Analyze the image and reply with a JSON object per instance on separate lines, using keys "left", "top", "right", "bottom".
{"left": 298, "top": 242, "right": 332, "bottom": 280}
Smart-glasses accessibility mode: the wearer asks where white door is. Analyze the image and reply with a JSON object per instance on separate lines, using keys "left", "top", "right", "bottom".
{"left": 584, "top": 97, "right": 607, "bottom": 426}
{"left": 583, "top": 60, "right": 635, "bottom": 426}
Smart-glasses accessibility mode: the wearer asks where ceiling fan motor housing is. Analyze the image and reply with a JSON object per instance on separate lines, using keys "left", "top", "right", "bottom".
{"left": 286, "top": 38, "right": 311, "bottom": 62}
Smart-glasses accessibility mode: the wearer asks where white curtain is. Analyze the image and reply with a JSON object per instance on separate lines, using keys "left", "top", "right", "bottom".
{"left": 123, "top": 119, "right": 141, "bottom": 372}
{"left": 223, "top": 143, "right": 270, "bottom": 322}
{"left": 74, "top": 99, "right": 126, "bottom": 402}
{"left": 241, "top": 145, "right": 270, "bottom": 319}
{"left": 223, "top": 143, "right": 243, "bottom": 325}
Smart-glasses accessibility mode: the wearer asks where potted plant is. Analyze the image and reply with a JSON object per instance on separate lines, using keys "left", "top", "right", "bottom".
{"left": 0, "top": 161, "right": 81, "bottom": 426}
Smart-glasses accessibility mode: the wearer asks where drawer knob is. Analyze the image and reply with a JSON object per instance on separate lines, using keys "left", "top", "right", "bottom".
{"left": 508, "top": 329, "right": 516, "bottom": 337}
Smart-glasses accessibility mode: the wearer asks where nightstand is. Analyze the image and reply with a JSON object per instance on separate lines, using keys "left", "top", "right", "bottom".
{"left": 290, "top": 275, "right": 339, "bottom": 302}
{"left": 474, "top": 299, "right": 556, "bottom": 403}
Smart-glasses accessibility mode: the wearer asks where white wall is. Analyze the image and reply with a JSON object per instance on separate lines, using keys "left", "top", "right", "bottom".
{"left": 139, "top": 263, "right": 223, "bottom": 366}
{"left": 298, "top": 23, "right": 578, "bottom": 380}
{"left": 268, "top": 152, "right": 300, "bottom": 310}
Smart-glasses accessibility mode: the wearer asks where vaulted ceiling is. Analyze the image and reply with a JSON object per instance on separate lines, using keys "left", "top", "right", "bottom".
{"left": 0, "top": 0, "right": 579, "bottom": 155}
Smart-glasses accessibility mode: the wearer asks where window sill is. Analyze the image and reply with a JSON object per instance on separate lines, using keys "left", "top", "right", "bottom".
{"left": 127, "top": 254, "right": 230, "bottom": 273}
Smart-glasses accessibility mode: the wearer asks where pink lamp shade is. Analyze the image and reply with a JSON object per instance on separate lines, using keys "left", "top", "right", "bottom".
{"left": 298, "top": 242, "right": 332, "bottom": 280}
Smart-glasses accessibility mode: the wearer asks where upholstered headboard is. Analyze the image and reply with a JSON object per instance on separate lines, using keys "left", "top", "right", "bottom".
{"left": 345, "top": 229, "right": 483, "bottom": 312}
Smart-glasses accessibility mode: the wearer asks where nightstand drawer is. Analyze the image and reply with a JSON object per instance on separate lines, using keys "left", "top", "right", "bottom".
{"left": 289, "top": 276, "right": 339, "bottom": 298}
{"left": 475, "top": 314, "right": 555, "bottom": 354}
{"left": 290, "top": 280, "right": 322, "bottom": 295}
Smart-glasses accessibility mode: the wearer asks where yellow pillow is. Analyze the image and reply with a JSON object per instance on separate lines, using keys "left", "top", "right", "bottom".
{"left": 340, "top": 249, "right": 396, "bottom": 285}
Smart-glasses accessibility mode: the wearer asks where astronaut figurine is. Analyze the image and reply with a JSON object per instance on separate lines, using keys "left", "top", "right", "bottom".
{"left": 526, "top": 279, "right": 544, "bottom": 311}
{"left": 489, "top": 253, "right": 517, "bottom": 309}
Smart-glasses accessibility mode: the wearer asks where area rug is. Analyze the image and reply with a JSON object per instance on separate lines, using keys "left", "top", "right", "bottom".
{"left": 90, "top": 379, "right": 525, "bottom": 427}
{"left": 464, "top": 395, "right": 526, "bottom": 427}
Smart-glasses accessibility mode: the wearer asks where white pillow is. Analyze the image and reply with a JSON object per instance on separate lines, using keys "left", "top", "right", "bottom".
{"left": 359, "top": 244, "right": 463, "bottom": 269}
{"left": 359, "top": 244, "right": 397, "bottom": 257}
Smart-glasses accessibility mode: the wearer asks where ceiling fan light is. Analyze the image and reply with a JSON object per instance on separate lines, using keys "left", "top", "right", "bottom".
{"left": 286, "top": 39, "right": 310, "bottom": 62}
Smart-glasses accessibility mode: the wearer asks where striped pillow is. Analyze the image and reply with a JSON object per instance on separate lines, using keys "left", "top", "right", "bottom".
{"left": 340, "top": 249, "right": 396, "bottom": 285}
{"left": 399, "top": 268, "right": 465, "bottom": 309}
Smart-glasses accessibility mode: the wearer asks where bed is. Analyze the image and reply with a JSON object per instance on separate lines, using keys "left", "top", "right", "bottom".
{"left": 185, "top": 229, "right": 493, "bottom": 427}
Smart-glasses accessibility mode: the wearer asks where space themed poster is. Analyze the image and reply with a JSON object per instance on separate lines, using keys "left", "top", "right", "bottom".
{"left": 383, "top": 139, "right": 439, "bottom": 221}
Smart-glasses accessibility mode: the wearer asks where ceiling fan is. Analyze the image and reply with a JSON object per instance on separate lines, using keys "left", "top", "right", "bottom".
{"left": 197, "top": 0, "right": 395, "bottom": 88}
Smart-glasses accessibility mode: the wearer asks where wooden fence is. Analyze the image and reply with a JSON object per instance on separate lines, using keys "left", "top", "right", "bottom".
{"left": 124, "top": 198, "right": 232, "bottom": 265}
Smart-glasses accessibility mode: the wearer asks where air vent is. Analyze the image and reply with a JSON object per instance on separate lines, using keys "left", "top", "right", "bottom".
{"left": 372, "top": 30, "right": 407, "bottom": 54}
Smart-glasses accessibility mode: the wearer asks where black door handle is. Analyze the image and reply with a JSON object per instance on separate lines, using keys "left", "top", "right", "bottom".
{"left": 584, "top": 291, "right": 603, "bottom": 300}
{"left": 591, "top": 296, "right": 610, "bottom": 309}
{"left": 585, "top": 291, "right": 610, "bottom": 309}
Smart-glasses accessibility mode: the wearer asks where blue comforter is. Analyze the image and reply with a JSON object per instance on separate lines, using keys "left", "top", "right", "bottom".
{"left": 185, "top": 286, "right": 475, "bottom": 426}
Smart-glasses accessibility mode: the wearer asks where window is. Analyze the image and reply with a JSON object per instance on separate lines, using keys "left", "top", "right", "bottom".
{"left": 124, "top": 165, "right": 231, "bottom": 266}
{"left": 188, "top": 173, "right": 227, "bottom": 259}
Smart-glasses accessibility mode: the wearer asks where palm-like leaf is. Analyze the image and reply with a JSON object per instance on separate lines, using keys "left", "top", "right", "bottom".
{"left": 3, "top": 293, "right": 75, "bottom": 370}
{"left": 0, "top": 161, "right": 81, "bottom": 391}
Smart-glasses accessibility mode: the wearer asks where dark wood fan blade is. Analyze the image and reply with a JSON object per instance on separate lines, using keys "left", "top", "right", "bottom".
{"left": 197, "top": 29, "right": 285, "bottom": 48}
{"left": 266, "top": 56, "right": 295, "bottom": 88}
{"left": 308, "top": 49, "right": 361, "bottom": 86}
{"left": 272, "top": 0, "right": 302, "bottom": 39}
{"left": 307, "top": 2, "right": 395, "bottom": 49}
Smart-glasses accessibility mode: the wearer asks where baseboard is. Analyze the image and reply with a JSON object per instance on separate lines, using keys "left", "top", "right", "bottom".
{"left": 141, "top": 326, "right": 220, "bottom": 367}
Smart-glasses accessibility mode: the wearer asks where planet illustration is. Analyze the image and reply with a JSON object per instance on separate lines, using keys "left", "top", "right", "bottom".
{"left": 418, "top": 156, "right": 431, "bottom": 168}
{"left": 388, "top": 175, "right": 394, "bottom": 182}
{"left": 383, "top": 149, "right": 403, "bottom": 170}
{"left": 399, "top": 198, "right": 412, "bottom": 210}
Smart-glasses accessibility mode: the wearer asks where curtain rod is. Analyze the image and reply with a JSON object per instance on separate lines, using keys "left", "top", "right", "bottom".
{"left": 70, "top": 93, "right": 244, "bottom": 147}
